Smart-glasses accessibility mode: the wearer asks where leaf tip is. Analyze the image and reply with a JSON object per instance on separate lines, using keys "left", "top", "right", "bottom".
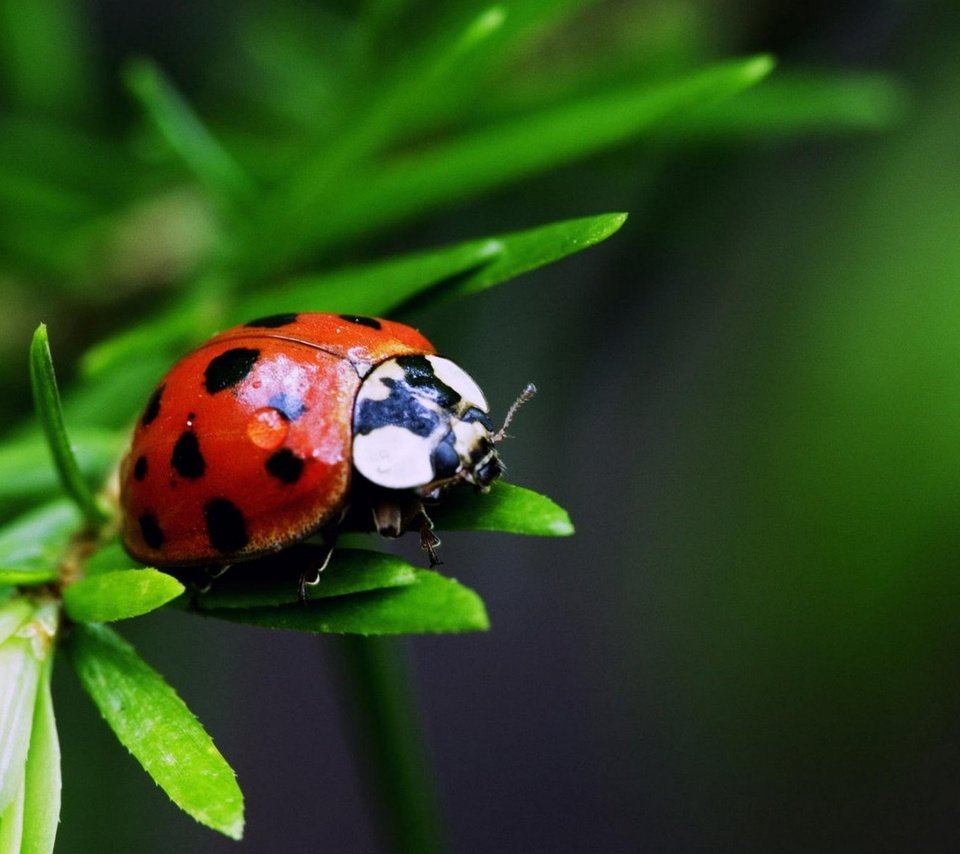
{"left": 743, "top": 53, "right": 777, "bottom": 84}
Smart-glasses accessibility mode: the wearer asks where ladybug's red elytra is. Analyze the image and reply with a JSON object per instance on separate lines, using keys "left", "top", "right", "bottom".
{"left": 119, "top": 312, "right": 533, "bottom": 580}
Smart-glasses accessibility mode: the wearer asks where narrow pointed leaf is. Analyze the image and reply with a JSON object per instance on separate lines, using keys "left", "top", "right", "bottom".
{"left": 29, "top": 324, "right": 107, "bottom": 525}
{"left": 65, "top": 623, "right": 244, "bottom": 839}
{"left": 430, "top": 481, "right": 574, "bottom": 536}
{"left": 0, "top": 500, "right": 80, "bottom": 574}
{"left": 63, "top": 570, "right": 185, "bottom": 623}
{"left": 21, "top": 659, "right": 60, "bottom": 854}
{"left": 207, "top": 569, "right": 488, "bottom": 635}
{"left": 236, "top": 212, "right": 626, "bottom": 320}
{"left": 124, "top": 58, "right": 253, "bottom": 203}
{"left": 279, "top": 56, "right": 773, "bottom": 253}
{"left": 186, "top": 549, "right": 417, "bottom": 610}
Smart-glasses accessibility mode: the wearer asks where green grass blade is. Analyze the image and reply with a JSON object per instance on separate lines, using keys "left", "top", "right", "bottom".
{"left": 430, "top": 482, "right": 574, "bottom": 536}
{"left": 0, "top": 569, "right": 57, "bottom": 587}
{"left": 124, "top": 58, "right": 254, "bottom": 204}
{"left": 291, "top": 55, "right": 773, "bottom": 252}
{"left": 184, "top": 548, "right": 417, "bottom": 610}
{"left": 21, "top": 657, "right": 60, "bottom": 854}
{"left": 236, "top": 212, "right": 626, "bottom": 320}
{"left": 65, "top": 623, "right": 244, "bottom": 839}
{"left": 29, "top": 325, "right": 107, "bottom": 526}
{"left": 63, "top": 570, "right": 185, "bottom": 623}
{"left": 0, "top": 500, "right": 80, "bottom": 575}
{"left": 206, "top": 569, "right": 488, "bottom": 635}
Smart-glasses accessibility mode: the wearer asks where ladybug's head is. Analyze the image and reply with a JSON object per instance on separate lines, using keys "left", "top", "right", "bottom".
{"left": 351, "top": 354, "right": 533, "bottom": 495}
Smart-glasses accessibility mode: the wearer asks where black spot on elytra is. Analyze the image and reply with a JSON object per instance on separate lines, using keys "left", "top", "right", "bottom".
{"left": 139, "top": 513, "right": 164, "bottom": 549}
{"left": 133, "top": 455, "right": 148, "bottom": 481}
{"left": 431, "top": 430, "right": 460, "bottom": 480}
{"left": 204, "top": 348, "right": 259, "bottom": 394}
{"left": 141, "top": 385, "right": 164, "bottom": 425}
{"left": 171, "top": 432, "right": 205, "bottom": 478}
{"left": 396, "top": 355, "right": 461, "bottom": 408}
{"left": 265, "top": 448, "right": 305, "bottom": 484}
{"left": 268, "top": 392, "right": 306, "bottom": 421}
{"left": 244, "top": 313, "right": 299, "bottom": 328}
{"left": 205, "top": 498, "right": 249, "bottom": 552}
{"left": 340, "top": 314, "right": 381, "bottom": 330}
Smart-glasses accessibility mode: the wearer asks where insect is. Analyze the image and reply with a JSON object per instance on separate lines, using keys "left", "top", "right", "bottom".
{"left": 119, "top": 312, "right": 533, "bottom": 592}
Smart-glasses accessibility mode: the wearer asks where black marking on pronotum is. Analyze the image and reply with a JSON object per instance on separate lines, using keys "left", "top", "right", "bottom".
{"left": 133, "top": 455, "right": 148, "bottom": 481}
{"left": 355, "top": 378, "right": 442, "bottom": 438}
{"left": 339, "top": 314, "right": 382, "bottom": 330}
{"left": 139, "top": 513, "right": 164, "bottom": 549}
{"left": 431, "top": 430, "right": 461, "bottom": 480}
{"left": 141, "top": 385, "right": 164, "bottom": 426}
{"left": 205, "top": 498, "right": 249, "bottom": 552}
{"left": 268, "top": 392, "right": 306, "bottom": 421}
{"left": 265, "top": 448, "right": 305, "bottom": 484}
{"left": 204, "top": 347, "right": 260, "bottom": 394}
{"left": 171, "top": 431, "right": 206, "bottom": 478}
{"left": 396, "top": 355, "right": 461, "bottom": 408}
{"left": 244, "top": 313, "right": 299, "bottom": 329}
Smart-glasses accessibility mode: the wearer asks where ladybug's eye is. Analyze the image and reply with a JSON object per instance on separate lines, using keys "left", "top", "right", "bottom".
{"left": 474, "top": 456, "right": 503, "bottom": 488}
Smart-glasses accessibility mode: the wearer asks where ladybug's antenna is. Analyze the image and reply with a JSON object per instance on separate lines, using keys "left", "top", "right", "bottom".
{"left": 492, "top": 383, "right": 537, "bottom": 443}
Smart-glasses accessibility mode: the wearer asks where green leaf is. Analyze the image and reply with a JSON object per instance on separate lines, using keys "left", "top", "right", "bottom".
{"left": 235, "top": 212, "right": 627, "bottom": 320}
{"left": 84, "top": 540, "right": 145, "bottom": 576}
{"left": 283, "top": 55, "right": 773, "bottom": 253}
{"left": 63, "top": 570, "right": 185, "bottom": 623}
{"left": 206, "top": 569, "right": 488, "bottom": 635}
{"left": 0, "top": 500, "right": 79, "bottom": 575}
{"left": 0, "top": 599, "right": 33, "bottom": 647}
{"left": 0, "top": 760, "right": 25, "bottom": 854}
{"left": 0, "top": 427, "right": 122, "bottom": 507}
{"left": 29, "top": 324, "right": 107, "bottom": 526}
{"left": 0, "top": 601, "right": 56, "bottom": 816}
{"left": 186, "top": 548, "right": 417, "bottom": 610}
{"left": 21, "top": 658, "right": 60, "bottom": 854}
{"left": 430, "top": 482, "right": 574, "bottom": 536}
{"left": 124, "top": 58, "right": 254, "bottom": 204}
{"left": 654, "top": 71, "right": 908, "bottom": 139}
{"left": 0, "top": 569, "right": 57, "bottom": 587}
{"left": 65, "top": 623, "right": 244, "bottom": 839}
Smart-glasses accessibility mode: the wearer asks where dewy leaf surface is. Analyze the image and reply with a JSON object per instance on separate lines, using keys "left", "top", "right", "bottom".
{"left": 206, "top": 569, "right": 489, "bottom": 636}
{"left": 65, "top": 624, "right": 244, "bottom": 839}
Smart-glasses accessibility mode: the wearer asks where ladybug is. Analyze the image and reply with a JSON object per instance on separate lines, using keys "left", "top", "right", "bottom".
{"left": 119, "top": 312, "right": 533, "bottom": 588}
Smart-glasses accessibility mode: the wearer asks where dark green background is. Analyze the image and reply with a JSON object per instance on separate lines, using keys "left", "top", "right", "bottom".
{"left": 4, "top": 1, "right": 960, "bottom": 851}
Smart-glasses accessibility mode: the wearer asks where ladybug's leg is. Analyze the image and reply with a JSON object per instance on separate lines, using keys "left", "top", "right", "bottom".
{"left": 298, "top": 535, "right": 337, "bottom": 603}
{"left": 412, "top": 506, "right": 442, "bottom": 567}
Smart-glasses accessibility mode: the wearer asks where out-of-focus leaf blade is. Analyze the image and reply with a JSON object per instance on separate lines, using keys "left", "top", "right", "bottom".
{"left": 29, "top": 324, "right": 107, "bottom": 525}
{"left": 21, "top": 659, "right": 60, "bottom": 854}
{"left": 0, "top": 501, "right": 79, "bottom": 575}
{"left": 0, "top": 599, "right": 33, "bottom": 647}
{"left": 0, "top": 428, "right": 123, "bottom": 505}
{"left": 235, "top": 212, "right": 626, "bottom": 320}
{"left": 63, "top": 570, "right": 185, "bottom": 623}
{"left": 65, "top": 623, "right": 244, "bottom": 839}
{"left": 287, "top": 55, "right": 773, "bottom": 253}
{"left": 85, "top": 541, "right": 145, "bottom": 576}
{"left": 0, "top": 569, "right": 57, "bottom": 587}
{"left": 0, "top": 633, "right": 41, "bottom": 815}
{"left": 654, "top": 71, "right": 908, "bottom": 139}
{"left": 185, "top": 548, "right": 417, "bottom": 610}
{"left": 206, "top": 569, "right": 488, "bottom": 635}
{"left": 124, "top": 58, "right": 253, "bottom": 204}
{"left": 430, "top": 482, "right": 574, "bottom": 536}
{"left": 0, "top": 759, "right": 25, "bottom": 854}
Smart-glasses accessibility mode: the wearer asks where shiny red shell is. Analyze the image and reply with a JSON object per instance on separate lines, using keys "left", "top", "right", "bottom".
{"left": 120, "top": 313, "right": 435, "bottom": 565}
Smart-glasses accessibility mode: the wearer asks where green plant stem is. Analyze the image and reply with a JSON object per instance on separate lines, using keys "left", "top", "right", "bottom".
{"left": 337, "top": 637, "right": 447, "bottom": 854}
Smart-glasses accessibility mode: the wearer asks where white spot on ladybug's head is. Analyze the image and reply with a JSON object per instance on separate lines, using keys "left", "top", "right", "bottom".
{"left": 352, "top": 355, "right": 502, "bottom": 492}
